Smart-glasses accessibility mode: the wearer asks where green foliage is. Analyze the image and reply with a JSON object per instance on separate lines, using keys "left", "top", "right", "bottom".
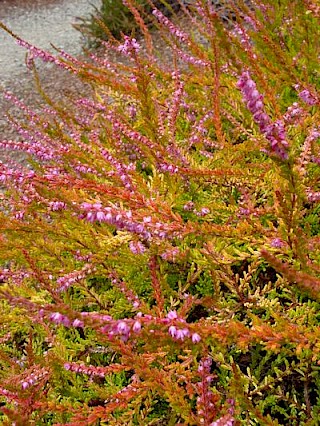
{"left": 0, "top": 0, "right": 319, "bottom": 424}
{"left": 75, "top": 0, "right": 180, "bottom": 43}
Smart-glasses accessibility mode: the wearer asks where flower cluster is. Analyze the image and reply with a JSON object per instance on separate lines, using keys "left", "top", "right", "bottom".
{"left": 100, "top": 148, "right": 135, "bottom": 190}
{"left": 21, "top": 367, "right": 50, "bottom": 390}
{"left": 49, "top": 201, "right": 67, "bottom": 211}
{"left": 160, "top": 247, "right": 181, "bottom": 262}
{"left": 16, "top": 38, "right": 75, "bottom": 73}
{"left": 0, "top": 1, "right": 319, "bottom": 424}
{"left": 306, "top": 190, "right": 320, "bottom": 203}
{"left": 100, "top": 316, "right": 142, "bottom": 342}
{"left": 48, "top": 312, "right": 83, "bottom": 328}
{"left": 152, "top": 9, "right": 190, "bottom": 44}
{"left": 295, "top": 86, "right": 318, "bottom": 106}
{"left": 74, "top": 310, "right": 202, "bottom": 344}
{"left": 110, "top": 273, "right": 141, "bottom": 308}
{"left": 270, "top": 238, "right": 285, "bottom": 248}
{"left": 56, "top": 263, "right": 95, "bottom": 292}
{"left": 166, "top": 310, "right": 201, "bottom": 343}
{"left": 0, "top": 162, "right": 35, "bottom": 185}
{"left": 129, "top": 240, "right": 146, "bottom": 255}
{"left": 237, "top": 70, "right": 289, "bottom": 159}
{"left": 173, "top": 46, "right": 210, "bottom": 68}
{"left": 64, "top": 362, "right": 109, "bottom": 378}
{"left": 0, "top": 268, "right": 31, "bottom": 285}
{"left": 196, "top": 357, "right": 216, "bottom": 424}
{"left": 117, "top": 36, "right": 140, "bottom": 56}
{"left": 283, "top": 102, "right": 304, "bottom": 125}
{"left": 0, "top": 387, "right": 18, "bottom": 402}
{"left": 79, "top": 202, "right": 179, "bottom": 241}
{"left": 157, "top": 162, "right": 179, "bottom": 174}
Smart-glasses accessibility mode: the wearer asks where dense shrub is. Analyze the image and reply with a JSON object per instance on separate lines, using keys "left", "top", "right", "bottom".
{"left": 0, "top": 0, "right": 319, "bottom": 424}
{"left": 74, "top": 0, "right": 181, "bottom": 42}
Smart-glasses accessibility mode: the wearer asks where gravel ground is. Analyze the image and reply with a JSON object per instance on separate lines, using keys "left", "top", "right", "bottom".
{"left": 0, "top": 0, "right": 101, "bottom": 162}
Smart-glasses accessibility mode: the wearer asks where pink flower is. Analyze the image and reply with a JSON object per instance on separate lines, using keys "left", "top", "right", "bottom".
{"left": 72, "top": 319, "right": 84, "bottom": 328}
{"left": 49, "top": 312, "right": 71, "bottom": 327}
{"left": 132, "top": 321, "right": 142, "bottom": 333}
{"left": 117, "top": 36, "right": 140, "bottom": 56}
{"left": 129, "top": 241, "right": 146, "bottom": 255}
{"left": 298, "top": 89, "right": 317, "bottom": 106}
{"left": 270, "top": 238, "right": 285, "bottom": 248}
{"left": 192, "top": 333, "right": 201, "bottom": 343}
{"left": 176, "top": 328, "right": 190, "bottom": 340}
{"left": 168, "top": 325, "right": 177, "bottom": 338}
{"left": 167, "top": 310, "right": 178, "bottom": 320}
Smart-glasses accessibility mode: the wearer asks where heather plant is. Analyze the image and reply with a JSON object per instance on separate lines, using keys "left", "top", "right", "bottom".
{"left": 0, "top": 0, "right": 319, "bottom": 424}
{"left": 74, "top": 0, "right": 181, "bottom": 42}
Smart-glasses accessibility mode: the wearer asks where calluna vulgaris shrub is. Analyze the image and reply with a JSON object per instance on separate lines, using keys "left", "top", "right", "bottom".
{"left": 74, "top": 0, "right": 181, "bottom": 42}
{"left": 0, "top": 0, "right": 320, "bottom": 424}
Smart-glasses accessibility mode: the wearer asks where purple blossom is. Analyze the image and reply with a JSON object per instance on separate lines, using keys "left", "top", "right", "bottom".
{"left": 283, "top": 102, "right": 304, "bottom": 124}
{"left": 152, "top": 9, "right": 190, "bottom": 44}
{"left": 192, "top": 333, "right": 201, "bottom": 343}
{"left": 110, "top": 274, "right": 141, "bottom": 308}
{"left": 184, "top": 201, "right": 195, "bottom": 211}
{"left": 168, "top": 325, "right": 177, "bottom": 338}
{"left": 306, "top": 190, "right": 320, "bottom": 202}
{"left": 196, "top": 207, "right": 210, "bottom": 217}
{"left": 72, "top": 319, "right": 84, "bottom": 328}
{"left": 117, "top": 321, "right": 130, "bottom": 336}
{"left": 57, "top": 264, "right": 94, "bottom": 292}
{"left": 237, "top": 71, "right": 289, "bottom": 159}
{"left": 173, "top": 47, "right": 209, "bottom": 67}
{"left": 79, "top": 203, "right": 151, "bottom": 240}
{"left": 128, "top": 104, "right": 137, "bottom": 120}
{"left": 157, "top": 162, "right": 179, "bottom": 174}
{"left": 270, "top": 238, "right": 285, "bottom": 248}
{"left": 132, "top": 321, "right": 142, "bottom": 333}
{"left": 129, "top": 241, "right": 146, "bottom": 255}
{"left": 167, "top": 310, "right": 178, "bottom": 320}
{"left": 176, "top": 328, "right": 190, "bottom": 340}
{"left": 232, "top": 24, "right": 256, "bottom": 58}
{"left": 117, "top": 36, "right": 140, "bottom": 56}
{"left": 64, "top": 362, "right": 108, "bottom": 378}
{"left": 296, "top": 87, "right": 318, "bottom": 106}
{"left": 161, "top": 247, "right": 180, "bottom": 262}
{"left": 210, "top": 416, "right": 235, "bottom": 426}
{"left": 49, "top": 201, "right": 67, "bottom": 211}
{"left": 197, "top": 357, "right": 216, "bottom": 424}
{"left": 49, "top": 312, "right": 71, "bottom": 327}
{"left": 79, "top": 203, "right": 175, "bottom": 241}
{"left": 16, "top": 38, "right": 74, "bottom": 72}
{"left": 20, "top": 368, "right": 50, "bottom": 390}
{"left": 100, "top": 148, "right": 134, "bottom": 190}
